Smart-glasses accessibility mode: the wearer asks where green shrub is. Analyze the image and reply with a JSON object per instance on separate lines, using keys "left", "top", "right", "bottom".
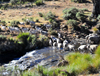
{"left": 1, "top": 6, "right": 7, "bottom": 10}
{"left": 62, "top": 8, "right": 68, "bottom": 14}
{"left": 10, "top": 20, "right": 19, "bottom": 27}
{"left": 17, "top": 32, "right": 30, "bottom": 44}
{"left": 63, "top": 7, "right": 79, "bottom": 20}
{"left": 76, "top": 12, "right": 87, "bottom": 22}
{"left": 17, "top": 33, "right": 37, "bottom": 49}
{"left": 66, "top": 19, "right": 79, "bottom": 27}
{"left": 52, "top": 20, "right": 59, "bottom": 29}
{"left": 38, "top": 12, "right": 43, "bottom": 17}
{"left": 28, "top": 17, "right": 34, "bottom": 21}
{"left": 38, "top": 35, "right": 49, "bottom": 46}
{"left": 63, "top": 7, "right": 87, "bottom": 21}
{"left": 36, "top": 19, "right": 39, "bottom": 22}
{"left": 35, "top": 0, "right": 43, "bottom": 6}
{"left": 10, "top": 0, "right": 18, "bottom": 5}
{"left": 49, "top": 19, "right": 54, "bottom": 23}
{"left": 0, "top": 3, "right": 8, "bottom": 10}
{"left": 27, "top": 35, "right": 36, "bottom": 46}
{"left": 44, "top": 11, "right": 55, "bottom": 20}
{"left": 0, "top": 21, "right": 6, "bottom": 26}
{"left": 22, "top": 18, "right": 27, "bottom": 22}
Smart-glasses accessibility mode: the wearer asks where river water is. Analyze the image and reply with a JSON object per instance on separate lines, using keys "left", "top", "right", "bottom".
{"left": 3, "top": 46, "right": 70, "bottom": 71}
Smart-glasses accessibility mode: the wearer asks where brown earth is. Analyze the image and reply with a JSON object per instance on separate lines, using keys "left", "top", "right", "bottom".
{"left": 0, "top": 0, "right": 93, "bottom": 23}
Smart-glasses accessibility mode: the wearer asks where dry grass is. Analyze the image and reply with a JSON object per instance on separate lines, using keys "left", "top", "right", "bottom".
{"left": 0, "top": 0, "right": 93, "bottom": 23}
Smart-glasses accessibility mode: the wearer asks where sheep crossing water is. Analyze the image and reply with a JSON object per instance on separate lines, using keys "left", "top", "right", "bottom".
{"left": 49, "top": 33, "right": 99, "bottom": 53}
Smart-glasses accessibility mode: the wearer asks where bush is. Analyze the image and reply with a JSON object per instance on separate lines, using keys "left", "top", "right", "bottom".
{"left": 35, "top": 0, "right": 43, "bottom": 6}
{"left": 0, "top": 21, "right": 6, "bottom": 26}
{"left": 63, "top": 7, "right": 79, "bottom": 20}
{"left": 38, "top": 35, "right": 49, "bottom": 46}
{"left": 10, "top": 20, "right": 19, "bottom": 27}
{"left": 0, "top": 3, "right": 8, "bottom": 10}
{"left": 63, "top": 7, "right": 87, "bottom": 21}
{"left": 52, "top": 20, "right": 59, "bottom": 29}
{"left": 35, "top": 19, "right": 39, "bottom": 22}
{"left": 67, "top": 19, "right": 79, "bottom": 27}
{"left": 1, "top": 6, "right": 7, "bottom": 10}
{"left": 76, "top": 12, "right": 87, "bottom": 22}
{"left": 28, "top": 17, "right": 34, "bottom": 21}
{"left": 38, "top": 12, "right": 43, "bottom": 17}
{"left": 10, "top": 0, "right": 18, "bottom": 5}
{"left": 17, "top": 32, "right": 30, "bottom": 44}
{"left": 67, "top": 19, "right": 80, "bottom": 31}
{"left": 44, "top": 11, "right": 55, "bottom": 20}
{"left": 17, "top": 33, "right": 37, "bottom": 49}
{"left": 27, "top": 35, "right": 37, "bottom": 46}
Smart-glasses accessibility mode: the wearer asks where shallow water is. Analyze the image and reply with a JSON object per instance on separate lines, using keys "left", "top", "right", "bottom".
{"left": 12, "top": 47, "right": 70, "bottom": 68}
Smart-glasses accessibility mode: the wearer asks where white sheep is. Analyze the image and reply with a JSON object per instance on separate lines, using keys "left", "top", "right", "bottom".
{"left": 58, "top": 33, "right": 63, "bottom": 39}
{"left": 78, "top": 45, "right": 87, "bottom": 53}
{"left": 1, "top": 25, "right": 6, "bottom": 31}
{"left": 50, "top": 36, "right": 57, "bottom": 42}
{"left": 87, "top": 44, "right": 98, "bottom": 53}
{"left": 68, "top": 44, "right": 75, "bottom": 51}
{"left": 57, "top": 43, "right": 63, "bottom": 50}
{"left": 49, "top": 39, "right": 53, "bottom": 46}
{"left": 56, "top": 38, "right": 61, "bottom": 43}
{"left": 53, "top": 42, "right": 57, "bottom": 47}
{"left": 14, "top": 27, "right": 21, "bottom": 33}
{"left": 20, "top": 22, "right": 25, "bottom": 25}
{"left": 63, "top": 40, "right": 68, "bottom": 50}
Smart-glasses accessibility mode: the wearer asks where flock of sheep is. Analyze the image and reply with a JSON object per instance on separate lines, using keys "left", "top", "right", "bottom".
{"left": 49, "top": 33, "right": 100, "bottom": 53}
{"left": 0, "top": 19, "right": 100, "bottom": 54}
{"left": 0, "top": 19, "right": 51, "bottom": 36}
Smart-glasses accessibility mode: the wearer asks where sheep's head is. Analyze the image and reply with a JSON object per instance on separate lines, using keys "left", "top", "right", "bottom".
{"left": 87, "top": 44, "right": 90, "bottom": 48}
